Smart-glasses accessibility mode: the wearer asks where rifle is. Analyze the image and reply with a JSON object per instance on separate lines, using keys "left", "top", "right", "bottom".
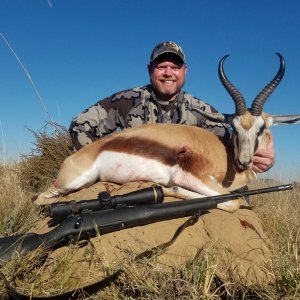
{"left": 0, "top": 183, "right": 293, "bottom": 264}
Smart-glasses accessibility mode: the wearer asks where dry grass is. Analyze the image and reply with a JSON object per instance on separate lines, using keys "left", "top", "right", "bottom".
{"left": 0, "top": 164, "right": 39, "bottom": 236}
{"left": 0, "top": 128, "right": 299, "bottom": 299}
{"left": 252, "top": 181, "right": 300, "bottom": 299}
{"left": 0, "top": 163, "right": 41, "bottom": 299}
{"left": 19, "top": 122, "right": 73, "bottom": 194}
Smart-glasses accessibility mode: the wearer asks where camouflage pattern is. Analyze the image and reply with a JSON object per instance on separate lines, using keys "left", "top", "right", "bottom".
{"left": 69, "top": 85, "right": 229, "bottom": 150}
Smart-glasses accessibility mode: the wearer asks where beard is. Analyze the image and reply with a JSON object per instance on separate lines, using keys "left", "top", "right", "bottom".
{"left": 151, "top": 79, "right": 185, "bottom": 101}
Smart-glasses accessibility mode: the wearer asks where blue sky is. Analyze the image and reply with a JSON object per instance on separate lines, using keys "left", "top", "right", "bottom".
{"left": 1, "top": 0, "right": 300, "bottom": 180}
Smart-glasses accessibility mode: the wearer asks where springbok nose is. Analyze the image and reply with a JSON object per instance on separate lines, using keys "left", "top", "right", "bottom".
{"left": 237, "top": 159, "right": 252, "bottom": 170}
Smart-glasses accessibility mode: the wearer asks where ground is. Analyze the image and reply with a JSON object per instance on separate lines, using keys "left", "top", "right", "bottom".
{"left": 20, "top": 180, "right": 273, "bottom": 296}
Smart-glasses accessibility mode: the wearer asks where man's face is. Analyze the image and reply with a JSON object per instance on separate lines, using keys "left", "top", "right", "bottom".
{"left": 148, "top": 54, "right": 187, "bottom": 101}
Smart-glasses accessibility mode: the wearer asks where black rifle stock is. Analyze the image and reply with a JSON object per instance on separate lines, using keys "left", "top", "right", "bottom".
{"left": 0, "top": 183, "right": 293, "bottom": 264}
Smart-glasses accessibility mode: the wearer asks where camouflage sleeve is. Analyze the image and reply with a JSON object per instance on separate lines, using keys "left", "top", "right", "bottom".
{"left": 69, "top": 88, "right": 142, "bottom": 150}
{"left": 200, "top": 104, "right": 229, "bottom": 138}
{"left": 188, "top": 95, "right": 230, "bottom": 138}
{"left": 69, "top": 99, "right": 114, "bottom": 150}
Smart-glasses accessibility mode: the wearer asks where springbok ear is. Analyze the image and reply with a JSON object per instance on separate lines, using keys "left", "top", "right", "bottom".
{"left": 269, "top": 114, "right": 300, "bottom": 126}
{"left": 197, "top": 110, "right": 235, "bottom": 124}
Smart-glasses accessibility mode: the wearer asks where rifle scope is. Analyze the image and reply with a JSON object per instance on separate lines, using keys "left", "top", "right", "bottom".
{"left": 47, "top": 185, "right": 164, "bottom": 219}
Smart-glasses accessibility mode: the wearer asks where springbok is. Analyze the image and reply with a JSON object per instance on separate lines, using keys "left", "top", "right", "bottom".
{"left": 35, "top": 53, "right": 300, "bottom": 212}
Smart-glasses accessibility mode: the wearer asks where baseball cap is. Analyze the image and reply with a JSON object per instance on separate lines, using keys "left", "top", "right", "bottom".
{"left": 150, "top": 41, "right": 186, "bottom": 64}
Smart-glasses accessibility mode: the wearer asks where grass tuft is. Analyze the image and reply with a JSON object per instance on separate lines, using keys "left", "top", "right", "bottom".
{"left": 19, "top": 122, "right": 73, "bottom": 193}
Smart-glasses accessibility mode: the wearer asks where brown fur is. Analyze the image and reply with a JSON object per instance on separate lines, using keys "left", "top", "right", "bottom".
{"left": 36, "top": 123, "right": 256, "bottom": 210}
{"left": 240, "top": 111, "right": 255, "bottom": 129}
{"left": 102, "top": 136, "right": 178, "bottom": 167}
{"left": 73, "top": 123, "right": 249, "bottom": 191}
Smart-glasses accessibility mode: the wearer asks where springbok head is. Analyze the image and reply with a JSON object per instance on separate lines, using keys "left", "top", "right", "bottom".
{"left": 201, "top": 53, "right": 300, "bottom": 171}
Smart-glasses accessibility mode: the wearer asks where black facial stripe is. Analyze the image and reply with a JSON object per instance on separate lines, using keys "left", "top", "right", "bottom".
{"left": 231, "top": 124, "right": 238, "bottom": 135}
{"left": 257, "top": 124, "right": 266, "bottom": 136}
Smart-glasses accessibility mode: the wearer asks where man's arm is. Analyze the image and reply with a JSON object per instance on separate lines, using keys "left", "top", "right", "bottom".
{"left": 185, "top": 94, "right": 230, "bottom": 138}
{"left": 69, "top": 97, "right": 120, "bottom": 151}
{"left": 69, "top": 88, "right": 145, "bottom": 151}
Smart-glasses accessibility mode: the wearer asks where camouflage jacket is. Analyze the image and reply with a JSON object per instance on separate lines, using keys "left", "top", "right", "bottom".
{"left": 69, "top": 85, "right": 229, "bottom": 150}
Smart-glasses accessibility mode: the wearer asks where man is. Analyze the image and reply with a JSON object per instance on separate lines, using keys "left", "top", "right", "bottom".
{"left": 69, "top": 41, "right": 274, "bottom": 173}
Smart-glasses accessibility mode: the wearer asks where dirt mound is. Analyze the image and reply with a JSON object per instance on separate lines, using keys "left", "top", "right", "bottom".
{"left": 25, "top": 181, "right": 273, "bottom": 295}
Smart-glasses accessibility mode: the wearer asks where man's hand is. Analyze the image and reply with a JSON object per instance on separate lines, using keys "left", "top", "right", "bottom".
{"left": 252, "top": 133, "right": 275, "bottom": 173}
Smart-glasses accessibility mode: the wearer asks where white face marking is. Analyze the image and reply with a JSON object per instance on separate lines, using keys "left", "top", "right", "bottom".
{"left": 232, "top": 115, "right": 265, "bottom": 170}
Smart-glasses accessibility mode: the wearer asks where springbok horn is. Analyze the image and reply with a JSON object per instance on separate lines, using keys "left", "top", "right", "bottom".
{"left": 250, "top": 53, "right": 285, "bottom": 116}
{"left": 218, "top": 55, "right": 247, "bottom": 116}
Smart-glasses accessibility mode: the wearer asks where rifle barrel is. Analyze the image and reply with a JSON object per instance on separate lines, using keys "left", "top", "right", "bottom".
{"left": 210, "top": 183, "right": 293, "bottom": 204}
{"left": 0, "top": 183, "right": 293, "bottom": 264}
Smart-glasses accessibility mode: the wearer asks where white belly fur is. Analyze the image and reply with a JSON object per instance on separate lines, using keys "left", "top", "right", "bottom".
{"left": 64, "top": 151, "right": 220, "bottom": 197}
{"left": 97, "top": 151, "right": 173, "bottom": 185}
